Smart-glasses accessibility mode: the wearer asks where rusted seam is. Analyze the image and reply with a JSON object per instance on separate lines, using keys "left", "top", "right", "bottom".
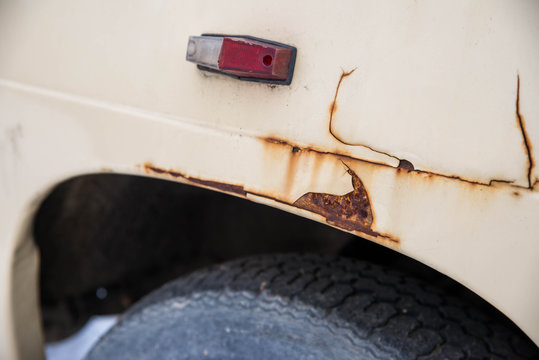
{"left": 516, "top": 74, "right": 535, "bottom": 189}
{"left": 263, "top": 136, "right": 527, "bottom": 189}
{"left": 143, "top": 163, "right": 247, "bottom": 196}
{"left": 329, "top": 68, "right": 403, "bottom": 163}
{"left": 142, "top": 162, "right": 399, "bottom": 244}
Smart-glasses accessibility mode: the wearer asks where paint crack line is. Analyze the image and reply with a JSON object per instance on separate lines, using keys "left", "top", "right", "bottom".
{"left": 329, "top": 68, "right": 407, "bottom": 165}
{"left": 516, "top": 74, "right": 534, "bottom": 189}
{"left": 329, "top": 69, "right": 535, "bottom": 190}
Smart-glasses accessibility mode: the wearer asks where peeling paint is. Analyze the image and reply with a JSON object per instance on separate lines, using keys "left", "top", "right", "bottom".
{"left": 293, "top": 161, "right": 397, "bottom": 243}
{"left": 293, "top": 161, "right": 372, "bottom": 230}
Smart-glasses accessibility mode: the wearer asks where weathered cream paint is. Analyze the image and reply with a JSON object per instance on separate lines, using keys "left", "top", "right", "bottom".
{"left": 0, "top": 0, "right": 538, "bottom": 358}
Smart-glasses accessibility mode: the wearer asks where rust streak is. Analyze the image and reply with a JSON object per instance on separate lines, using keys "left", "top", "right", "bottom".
{"left": 189, "top": 178, "right": 246, "bottom": 196}
{"left": 516, "top": 74, "right": 535, "bottom": 189}
{"left": 293, "top": 161, "right": 398, "bottom": 244}
{"left": 143, "top": 163, "right": 246, "bottom": 196}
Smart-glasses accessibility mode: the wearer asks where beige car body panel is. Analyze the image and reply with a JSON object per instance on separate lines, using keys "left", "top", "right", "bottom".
{"left": 1, "top": 0, "right": 538, "bottom": 358}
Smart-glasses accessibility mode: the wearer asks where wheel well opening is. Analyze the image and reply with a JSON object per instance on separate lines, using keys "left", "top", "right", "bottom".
{"left": 33, "top": 173, "right": 533, "bottom": 351}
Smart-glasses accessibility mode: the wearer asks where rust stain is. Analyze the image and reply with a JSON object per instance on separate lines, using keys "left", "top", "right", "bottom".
{"left": 284, "top": 147, "right": 300, "bottom": 194}
{"left": 293, "top": 161, "right": 398, "bottom": 243}
{"left": 261, "top": 135, "right": 525, "bottom": 189}
{"left": 143, "top": 163, "right": 246, "bottom": 196}
{"left": 264, "top": 137, "right": 289, "bottom": 146}
{"left": 516, "top": 74, "right": 535, "bottom": 189}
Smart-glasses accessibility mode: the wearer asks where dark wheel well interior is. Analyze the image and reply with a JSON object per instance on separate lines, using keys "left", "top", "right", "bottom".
{"left": 33, "top": 173, "right": 534, "bottom": 348}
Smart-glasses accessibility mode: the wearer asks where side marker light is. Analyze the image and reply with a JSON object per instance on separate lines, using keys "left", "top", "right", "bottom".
{"left": 186, "top": 35, "right": 297, "bottom": 85}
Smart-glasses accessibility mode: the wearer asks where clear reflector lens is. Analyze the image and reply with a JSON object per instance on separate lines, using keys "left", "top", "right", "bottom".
{"left": 186, "top": 36, "right": 224, "bottom": 69}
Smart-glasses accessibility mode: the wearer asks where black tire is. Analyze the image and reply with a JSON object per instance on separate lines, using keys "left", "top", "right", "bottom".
{"left": 87, "top": 254, "right": 538, "bottom": 359}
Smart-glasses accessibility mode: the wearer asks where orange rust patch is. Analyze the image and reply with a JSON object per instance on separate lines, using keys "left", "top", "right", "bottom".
{"left": 293, "top": 162, "right": 398, "bottom": 244}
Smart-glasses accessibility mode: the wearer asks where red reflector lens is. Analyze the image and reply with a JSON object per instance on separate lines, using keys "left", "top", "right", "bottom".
{"left": 218, "top": 38, "right": 292, "bottom": 81}
{"left": 186, "top": 35, "right": 296, "bottom": 84}
{"left": 262, "top": 54, "right": 273, "bottom": 67}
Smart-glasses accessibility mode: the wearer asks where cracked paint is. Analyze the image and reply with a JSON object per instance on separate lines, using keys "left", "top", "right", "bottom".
{"left": 328, "top": 68, "right": 412, "bottom": 166}
{"left": 328, "top": 69, "right": 535, "bottom": 191}
{"left": 516, "top": 74, "right": 535, "bottom": 189}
